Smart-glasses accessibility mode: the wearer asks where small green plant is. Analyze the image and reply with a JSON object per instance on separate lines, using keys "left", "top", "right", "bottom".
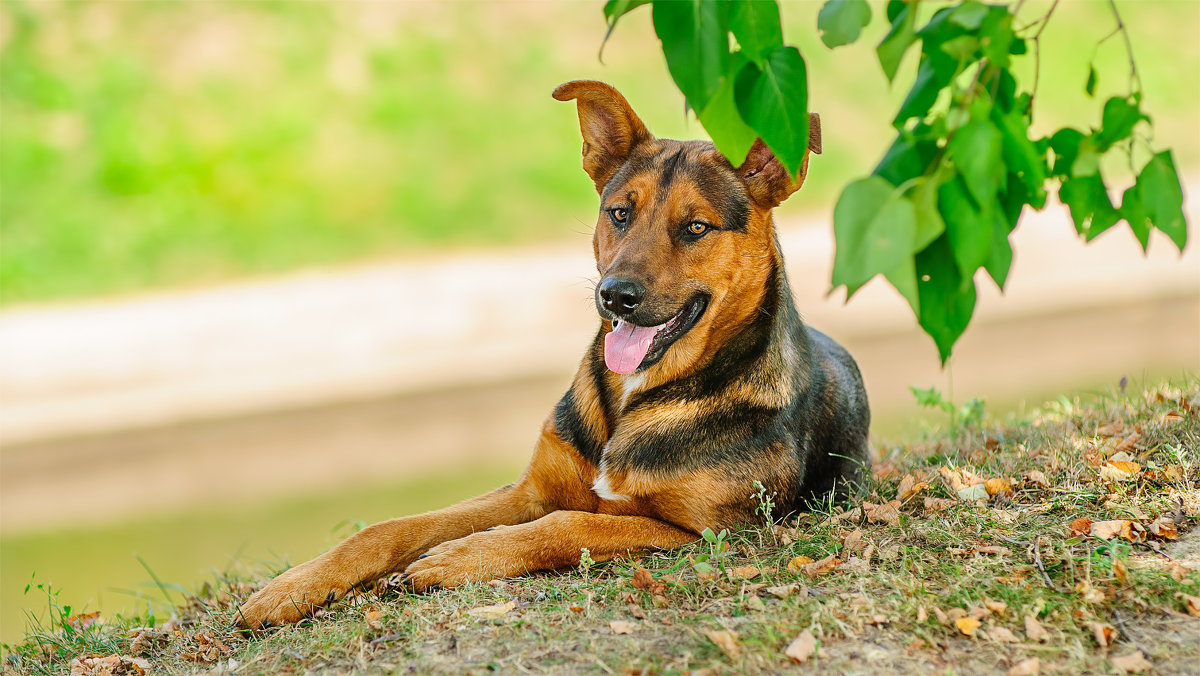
{"left": 691, "top": 527, "right": 730, "bottom": 578}
{"left": 911, "top": 384, "right": 985, "bottom": 434}
{"left": 578, "top": 547, "right": 596, "bottom": 581}
{"left": 752, "top": 480, "right": 776, "bottom": 527}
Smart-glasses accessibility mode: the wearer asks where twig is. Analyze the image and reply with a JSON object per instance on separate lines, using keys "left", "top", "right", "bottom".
{"left": 1112, "top": 608, "right": 1151, "bottom": 657}
{"left": 1106, "top": 0, "right": 1143, "bottom": 94}
{"left": 1026, "top": 0, "right": 1060, "bottom": 102}
{"left": 368, "top": 633, "right": 404, "bottom": 647}
{"left": 1033, "top": 536, "right": 1058, "bottom": 591}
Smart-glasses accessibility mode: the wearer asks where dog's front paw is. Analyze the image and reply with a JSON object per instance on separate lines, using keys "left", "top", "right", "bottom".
{"left": 233, "top": 560, "right": 345, "bottom": 629}
{"left": 403, "top": 532, "right": 525, "bottom": 592}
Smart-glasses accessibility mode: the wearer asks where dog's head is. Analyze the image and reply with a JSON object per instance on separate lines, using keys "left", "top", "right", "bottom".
{"left": 554, "top": 80, "right": 820, "bottom": 377}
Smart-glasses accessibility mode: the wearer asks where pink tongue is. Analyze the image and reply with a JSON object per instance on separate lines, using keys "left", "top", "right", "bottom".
{"left": 604, "top": 321, "right": 658, "bottom": 374}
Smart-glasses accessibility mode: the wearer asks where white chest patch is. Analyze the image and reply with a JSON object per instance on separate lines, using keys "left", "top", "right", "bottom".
{"left": 592, "top": 471, "right": 631, "bottom": 502}
{"left": 620, "top": 373, "right": 647, "bottom": 410}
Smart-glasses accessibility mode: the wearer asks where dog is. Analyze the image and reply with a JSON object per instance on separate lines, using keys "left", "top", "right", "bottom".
{"left": 234, "top": 80, "right": 870, "bottom": 628}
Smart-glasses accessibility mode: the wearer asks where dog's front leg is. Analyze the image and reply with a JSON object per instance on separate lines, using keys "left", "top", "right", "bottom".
{"left": 402, "top": 511, "right": 697, "bottom": 590}
{"left": 233, "top": 481, "right": 545, "bottom": 628}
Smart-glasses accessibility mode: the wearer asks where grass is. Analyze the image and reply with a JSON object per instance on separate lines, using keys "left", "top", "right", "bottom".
{"left": 3, "top": 380, "right": 1198, "bottom": 674}
{"left": 2, "top": 0, "right": 1197, "bottom": 306}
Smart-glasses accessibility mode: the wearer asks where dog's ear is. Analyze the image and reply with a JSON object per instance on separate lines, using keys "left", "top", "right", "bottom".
{"left": 553, "top": 80, "right": 652, "bottom": 192}
{"left": 736, "top": 113, "right": 822, "bottom": 209}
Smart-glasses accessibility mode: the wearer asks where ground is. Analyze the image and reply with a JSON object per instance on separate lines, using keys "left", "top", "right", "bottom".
{"left": 4, "top": 381, "right": 1198, "bottom": 675}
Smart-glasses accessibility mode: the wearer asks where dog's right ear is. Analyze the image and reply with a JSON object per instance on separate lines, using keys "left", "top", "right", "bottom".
{"left": 553, "top": 80, "right": 651, "bottom": 193}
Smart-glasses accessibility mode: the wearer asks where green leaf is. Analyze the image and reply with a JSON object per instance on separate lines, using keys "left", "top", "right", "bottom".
{"left": 697, "top": 54, "right": 758, "bottom": 166}
{"left": 1123, "top": 150, "right": 1188, "bottom": 251}
{"left": 817, "top": 0, "right": 872, "bottom": 49}
{"left": 1085, "top": 66, "right": 1097, "bottom": 97}
{"left": 1094, "top": 96, "right": 1146, "bottom": 151}
{"left": 1049, "top": 128, "right": 1084, "bottom": 177}
{"left": 984, "top": 206, "right": 1013, "bottom": 289}
{"left": 1118, "top": 184, "right": 1151, "bottom": 250}
{"left": 884, "top": 255, "right": 920, "bottom": 314}
{"left": 911, "top": 175, "right": 947, "bottom": 251}
{"left": 733, "top": 45, "right": 810, "bottom": 177}
{"left": 602, "top": 0, "right": 652, "bottom": 52}
{"left": 948, "top": 118, "right": 1004, "bottom": 206}
{"left": 730, "top": 0, "right": 782, "bottom": 60}
{"left": 832, "top": 176, "right": 918, "bottom": 294}
{"left": 873, "top": 134, "right": 936, "bottom": 187}
{"left": 652, "top": 0, "right": 732, "bottom": 112}
{"left": 701, "top": 527, "right": 717, "bottom": 543}
{"left": 977, "top": 7, "right": 1015, "bottom": 68}
{"left": 916, "top": 234, "right": 977, "bottom": 363}
{"left": 993, "top": 104, "right": 1047, "bottom": 208}
{"left": 894, "top": 55, "right": 956, "bottom": 125}
{"left": 1060, "top": 174, "right": 1120, "bottom": 240}
{"left": 1071, "top": 137, "right": 1100, "bottom": 178}
{"left": 949, "top": 1, "right": 989, "bottom": 30}
{"left": 876, "top": 1, "right": 918, "bottom": 82}
{"left": 938, "top": 175, "right": 994, "bottom": 283}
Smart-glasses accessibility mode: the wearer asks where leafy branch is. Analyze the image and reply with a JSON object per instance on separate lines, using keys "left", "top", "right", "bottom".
{"left": 600, "top": 0, "right": 1188, "bottom": 363}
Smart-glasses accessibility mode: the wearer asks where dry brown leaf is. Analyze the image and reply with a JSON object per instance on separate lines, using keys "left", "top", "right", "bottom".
{"left": 364, "top": 605, "right": 384, "bottom": 630}
{"left": 1113, "top": 432, "right": 1140, "bottom": 452}
{"left": 1148, "top": 515, "right": 1180, "bottom": 540}
{"left": 1096, "top": 422, "right": 1124, "bottom": 436}
{"left": 1090, "top": 520, "right": 1131, "bottom": 540}
{"left": 800, "top": 553, "right": 842, "bottom": 577}
{"left": 729, "top": 565, "right": 760, "bottom": 580}
{"left": 1025, "top": 470, "right": 1049, "bottom": 487}
{"left": 1068, "top": 517, "right": 1093, "bottom": 536}
{"left": 69, "top": 655, "right": 151, "bottom": 676}
{"left": 786, "top": 555, "right": 814, "bottom": 573}
{"left": 631, "top": 567, "right": 667, "bottom": 594}
{"left": 983, "top": 599, "right": 1008, "bottom": 616}
{"left": 985, "top": 478, "right": 1013, "bottom": 496}
{"left": 609, "top": 620, "right": 637, "bottom": 635}
{"left": 863, "top": 500, "right": 901, "bottom": 525}
{"left": 1162, "top": 410, "right": 1184, "bottom": 424}
{"left": 940, "top": 466, "right": 986, "bottom": 492}
{"left": 704, "top": 629, "right": 740, "bottom": 658}
{"left": 1110, "top": 650, "right": 1153, "bottom": 673}
{"left": 897, "top": 474, "right": 916, "bottom": 500}
{"left": 933, "top": 606, "right": 950, "bottom": 626}
{"left": 955, "top": 616, "right": 981, "bottom": 636}
{"left": 467, "top": 600, "right": 516, "bottom": 620}
{"left": 958, "top": 483, "right": 990, "bottom": 501}
{"left": 842, "top": 528, "right": 864, "bottom": 554}
{"left": 1008, "top": 657, "right": 1041, "bottom": 676}
{"left": 989, "top": 626, "right": 1018, "bottom": 643}
{"left": 1077, "top": 582, "right": 1107, "bottom": 604}
{"left": 1113, "top": 558, "right": 1130, "bottom": 584}
{"left": 1100, "top": 461, "right": 1142, "bottom": 482}
{"left": 1090, "top": 622, "right": 1117, "bottom": 647}
{"left": 1024, "top": 614, "right": 1048, "bottom": 642}
{"left": 65, "top": 611, "right": 101, "bottom": 631}
{"left": 765, "top": 584, "right": 800, "bottom": 599}
{"left": 973, "top": 546, "right": 1012, "bottom": 556}
{"left": 924, "top": 497, "right": 956, "bottom": 514}
{"left": 784, "top": 630, "right": 817, "bottom": 664}
{"left": 1180, "top": 593, "right": 1200, "bottom": 617}
{"left": 917, "top": 605, "right": 928, "bottom": 622}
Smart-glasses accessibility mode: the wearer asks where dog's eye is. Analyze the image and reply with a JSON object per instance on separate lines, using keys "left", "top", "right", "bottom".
{"left": 686, "top": 222, "right": 709, "bottom": 237}
{"left": 608, "top": 208, "right": 629, "bottom": 225}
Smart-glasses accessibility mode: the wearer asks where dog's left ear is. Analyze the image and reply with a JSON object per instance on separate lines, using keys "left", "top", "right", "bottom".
{"left": 553, "top": 80, "right": 652, "bottom": 193}
{"left": 736, "top": 113, "right": 822, "bottom": 209}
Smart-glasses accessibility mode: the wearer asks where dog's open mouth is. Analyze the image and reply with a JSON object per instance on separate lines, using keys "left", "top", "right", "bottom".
{"left": 604, "top": 294, "right": 708, "bottom": 374}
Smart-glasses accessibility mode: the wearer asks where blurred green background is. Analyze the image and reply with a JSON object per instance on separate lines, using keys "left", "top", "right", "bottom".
{"left": 1, "top": 0, "right": 1197, "bottom": 646}
{"left": 3, "top": 0, "right": 1196, "bottom": 306}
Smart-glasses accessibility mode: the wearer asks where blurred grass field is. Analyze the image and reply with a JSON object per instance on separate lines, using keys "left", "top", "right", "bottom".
{"left": 2, "top": 0, "right": 1196, "bottom": 306}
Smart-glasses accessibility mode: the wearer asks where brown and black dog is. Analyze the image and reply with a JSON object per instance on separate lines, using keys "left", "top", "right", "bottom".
{"left": 234, "top": 80, "right": 870, "bottom": 628}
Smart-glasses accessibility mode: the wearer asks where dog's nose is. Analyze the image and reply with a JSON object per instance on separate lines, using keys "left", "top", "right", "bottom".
{"left": 598, "top": 277, "right": 646, "bottom": 316}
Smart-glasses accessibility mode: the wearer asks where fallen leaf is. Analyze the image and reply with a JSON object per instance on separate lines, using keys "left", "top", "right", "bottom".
{"left": 1023, "top": 614, "right": 1048, "bottom": 642}
{"left": 924, "top": 497, "right": 956, "bottom": 514}
{"left": 837, "top": 555, "right": 870, "bottom": 573}
{"left": 631, "top": 567, "right": 667, "bottom": 594}
{"left": 955, "top": 616, "right": 981, "bottom": 636}
{"left": 1008, "top": 657, "right": 1040, "bottom": 676}
{"left": 800, "top": 553, "right": 842, "bottom": 577}
{"left": 973, "top": 546, "right": 1012, "bottom": 556}
{"left": 609, "top": 620, "right": 637, "bottom": 635}
{"left": 897, "top": 474, "right": 916, "bottom": 500}
{"left": 917, "top": 605, "right": 928, "bottom": 622}
{"left": 743, "top": 595, "right": 766, "bottom": 612}
{"left": 568, "top": 605, "right": 584, "bottom": 613}
{"left": 1113, "top": 432, "right": 1140, "bottom": 452}
{"left": 1077, "top": 582, "right": 1107, "bottom": 604}
{"left": 651, "top": 593, "right": 669, "bottom": 608}
{"left": 764, "top": 584, "right": 800, "bottom": 599}
{"left": 985, "top": 478, "right": 1013, "bottom": 496}
{"left": 863, "top": 500, "right": 901, "bottom": 525}
{"left": 940, "top": 466, "right": 986, "bottom": 492}
{"left": 1068, "top": 518, "right": 1093, "bottom": 536}
{"left": 1090, "top": 520, "right": 1132, "bottom": 540}
{"left": 729, "top": 565, "right": 760, "bottom": 580}
{"left": 1089, "top": 622, "right": 1117, "bottom": 647}
{"left": 1161, "top": 410, "right": 1184, "bottom": 424}
{"left": 1110, "top": 650, "right": 1153, "bottom": 673}
{"left": 1025, "top": 470, "right": 1049, "bottom": 487}
{"left": 957, "top": 483, "right": 990, "bottom": 501}
{"left": 1096, "top": 422, "right": 1124, "bottom": 436}
{"left": 933, "top": 606, "right": 950, "bottom": 625}
{"left": 983, "top": 599, "right": 1008, "bottom": 615}
{"left": 786, "top": 555, "right": 814, "bottom": 573}
{"left": 1180, "top": 593, "right": 1200, "bottom": 617}
{"left": 842, "top": 528, "right": 864, "bottom": 554}
{"left": 1113, "top": 558, "right": 1130, "bottom": 584}
{"left": 467, "top": 600, "right": 516, "bottom": 620}
{"left": 784, "top": 630, "right": 817, "bottom": 664}
{"left": 1148, "top": 515, "right": 1179, "bottom": 540}
{"left": 989, "top": 626, "right": 1018, "bottom": 642}
{"left": 364, "top": 605, "right": 383, "bottom": 630}
{"left": 65, "top": 611, "right": 101, "bottom": 631}
{"left": 704, "top": 629, "right": 740, "bottom": 658}
{"left": 626, "top": 603, "right": 646, "bottom": 620}
{"left": 1100, "top": 461, "right": 1142, "bottom": 482}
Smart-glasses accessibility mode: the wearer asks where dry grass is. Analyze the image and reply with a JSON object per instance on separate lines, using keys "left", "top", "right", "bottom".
{"left": 5, "top": 380, "right": 1198, "bottom": 675}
